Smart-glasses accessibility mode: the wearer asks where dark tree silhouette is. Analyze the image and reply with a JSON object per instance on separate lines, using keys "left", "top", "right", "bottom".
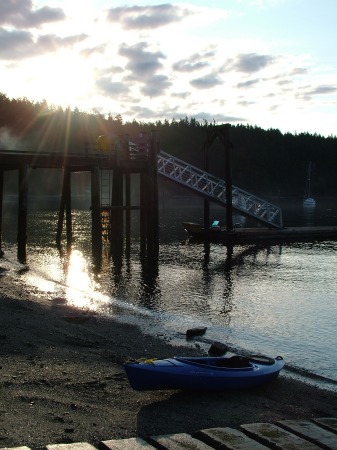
{"left": 1, "top": 92, "right": 336, "bottom": 197}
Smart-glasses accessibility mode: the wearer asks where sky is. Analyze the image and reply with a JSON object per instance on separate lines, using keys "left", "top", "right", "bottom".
{"left": 1, "top": 0, "right": 337, "bottom": 136}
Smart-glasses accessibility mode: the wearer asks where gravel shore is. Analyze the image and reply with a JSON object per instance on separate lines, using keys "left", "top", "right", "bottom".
{"left": 1, "top": 269, "right": 337, "bottom": 450}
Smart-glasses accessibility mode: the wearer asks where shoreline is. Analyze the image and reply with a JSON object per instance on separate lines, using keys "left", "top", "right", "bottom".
{"left": 1, "top": 271, "right": 337, "bottom": 450}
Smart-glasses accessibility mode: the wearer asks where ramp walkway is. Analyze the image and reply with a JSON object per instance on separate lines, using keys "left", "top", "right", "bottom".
{"left": 157, "top": 151, "right": 283, "bottom": 229}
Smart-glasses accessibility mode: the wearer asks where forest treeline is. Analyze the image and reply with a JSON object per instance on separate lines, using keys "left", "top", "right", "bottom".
{"left": 1, "top": 93, "right": 336, "bottom": 198}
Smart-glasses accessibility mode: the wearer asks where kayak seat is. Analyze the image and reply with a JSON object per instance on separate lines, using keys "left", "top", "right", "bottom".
{"left": 216, "top": 356, "right": 251, "bottom": 368}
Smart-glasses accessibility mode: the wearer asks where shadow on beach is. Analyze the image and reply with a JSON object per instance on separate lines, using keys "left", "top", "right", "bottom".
{"left": 1, "top": 284, "right": 337, "bottom": 449}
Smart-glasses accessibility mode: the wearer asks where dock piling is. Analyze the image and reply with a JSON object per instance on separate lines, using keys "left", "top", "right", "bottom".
{"left": 91, "top": 165, "right": 103, "bottom": 258}
{"left": 17, "top": 164, "right": 28, "bottom": 263}
{"left": 0, "top": 170, "right": 3, "bottom": 257}
{"left": 56, "top": 167, "right": 72, "bottom": 249}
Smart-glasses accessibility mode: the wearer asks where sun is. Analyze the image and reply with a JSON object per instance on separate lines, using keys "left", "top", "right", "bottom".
{"left": 23, "top": 50, "right": 94, "bottom": 109}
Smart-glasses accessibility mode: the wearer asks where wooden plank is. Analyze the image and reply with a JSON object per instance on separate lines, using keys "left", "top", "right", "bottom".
{"left": 0, "top": 447, "right": 31, "bottom": 450}
{"left": 195, "top": 427, "right": 269, "bottom": 449}
{"left": 45, "top": 443, "right": 97, "bottom": 450}
{"left": 100, "top": 437, "right": 155, "bottom": 449}
{"left": 147, "top": 432, "right": 213, "bottom": 450}
{"left": 277, "top": 420, "right": 337, "bottom": 449}
{"left": 313, "top": 418, "right": 337, "bottom": 435}
{"left": 241, "top": 423, "right": 321, "bottom": 449}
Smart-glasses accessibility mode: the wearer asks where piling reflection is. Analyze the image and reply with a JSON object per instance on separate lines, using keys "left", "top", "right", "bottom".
{"left": 220, "top": 245, "right": 234, "bottom": 323}
{"left": 201, "top": 241, "right": 211, "bottom": 295}
{"left": 194, "top": 241, "right": 283, "bottom": 325}
{"left": 186, "top": 241, "right": 236, "bottom": 323}
{"left": 137, "top": 244, "right": 161, "bottom": 309}
{"left": 110, "top": 239, "right": 124, "bottom": 282}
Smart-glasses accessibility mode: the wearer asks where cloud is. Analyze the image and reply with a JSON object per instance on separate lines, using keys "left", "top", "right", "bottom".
{"left": 190, "top": 73, "right": 222, "bottom": 89}
{"left": 141, "top": 74, "right": 171, "bottom": 97}
{"left": 80, "top": 44, "right": 106, "bottom": 58}
{"left": 172, "top": 51, "right": 215, "bottom": 73}
{"left": 237, "top": 79, "right": 260, "bottom": 88}
{"left": 0, "top": 0, "right": 65, "bottom": 28}
{"left": 126, "top": 105, "right": 158, "bottom": 119}
{"left": 295, "top": 83, "right": 337, "bottom": 102}
{"left": 173, "top": 59, "right": 208, "bottom": 73}
{"left": 0, "top": 28, "right": 34, "bottom": 59}
{"left": 0, "top": 28, "right": 87, "bottom": 60}
{"left": 96, "top": 78, "right": 130, "bottom": 96}
{"left": 290, "top": 68, "right": 308, "bottom": 76}
{"left": 97, "top": 66, "right": 125, "bottom": 77}
{"left": 171, "top": 92, "right": 190, "bottom": 99}
{"left": 106, "top": 4, "right": 193, "bottom": 30}
{"left": 125, "top": 105, "right": 244, "bottom": 124}
{"left": 37, "top": 34, "right": 88, "bottom": 51}
{"left": 309, "top": 85, "right": 337, "bottom": 95}
{"left": 118, "top": 42, "right": 170, "bottom": 97}
{"left": 192, "top": 112, "right": 245, "bottom": 123}
{"left": 234, "top": 53, "right": 274, "bottom": 73}
{"left": 119, "top": 42, "right": 165, "bottom": 79}
{"left": 277, "top": 79, "right": 292, "bottom": 86}
{"left": 238, "top": 100, "right": 255, "bottom": 107}
{"left": 95, "top": 42, "right": 171, "bottom": 99}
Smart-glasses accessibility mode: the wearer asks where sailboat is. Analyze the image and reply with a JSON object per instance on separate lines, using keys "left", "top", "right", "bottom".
{"left": 303, "top": 161, "right": 316, "bottom": 207}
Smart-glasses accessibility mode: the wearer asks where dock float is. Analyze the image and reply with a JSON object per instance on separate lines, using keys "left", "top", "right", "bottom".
{"left": 184, "top": 222, "right": 337, "bottom": 245}
{"left": 230, "top": 226, "right": 337, "bottom": 244}
{"left": 2, "top": 417, "right": 337, "bottom": 450}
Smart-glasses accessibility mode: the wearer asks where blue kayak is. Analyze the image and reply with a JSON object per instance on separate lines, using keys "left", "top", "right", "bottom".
{"left": 124, "top": 355, "right": 284, "bottom": 391}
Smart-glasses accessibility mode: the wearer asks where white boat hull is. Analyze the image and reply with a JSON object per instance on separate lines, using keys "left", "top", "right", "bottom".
{"left": 303, "top": 197, "right": 316, "bottom": 207}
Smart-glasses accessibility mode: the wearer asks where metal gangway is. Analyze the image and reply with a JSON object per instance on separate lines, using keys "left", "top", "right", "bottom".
{"left": 157, "top": 151, "right": 283, "bottom": 229}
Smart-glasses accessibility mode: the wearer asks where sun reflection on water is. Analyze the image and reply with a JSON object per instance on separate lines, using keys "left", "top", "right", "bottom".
{"left": 18, "top": 246, "right": 111, "bottom": 314}
{"left": 65, "top": 249, "right": 110, "bottom": 311}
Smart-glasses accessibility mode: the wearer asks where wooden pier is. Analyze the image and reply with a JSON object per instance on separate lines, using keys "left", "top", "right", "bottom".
{"left": 0, "top": 133, "right": 159, "bottom": 262}
{"left": 1, "top": 129, "right": 337, "bottom": 263}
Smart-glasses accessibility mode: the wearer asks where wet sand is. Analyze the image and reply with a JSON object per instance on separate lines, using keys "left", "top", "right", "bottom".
{"left": 1, "top": 270, "right": 337, "bottom": 450}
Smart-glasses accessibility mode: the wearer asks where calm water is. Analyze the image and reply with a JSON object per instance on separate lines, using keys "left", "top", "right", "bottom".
{"left": 1, "top": 196, "right": 337, "bottom": 390}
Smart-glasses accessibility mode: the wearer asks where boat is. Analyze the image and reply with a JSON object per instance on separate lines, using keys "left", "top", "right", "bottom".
{"left": 182, "top": 221, "right": 228, "bottom": 238}
{"left": 303, "top": 161, "right": 316, "bottom": 207}
{"left": 124, "top": 354, "right": 284, "bottom": 391}
{"left": 303, "top": 197, "right": 316, "bottom": 207}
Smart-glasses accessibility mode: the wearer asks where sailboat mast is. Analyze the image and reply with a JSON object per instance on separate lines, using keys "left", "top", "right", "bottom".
{"left": 303, "top": 161, "right": 316, "bottom": 207}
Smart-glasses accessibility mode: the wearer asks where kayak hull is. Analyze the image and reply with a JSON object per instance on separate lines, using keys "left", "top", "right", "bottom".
{"left": 124, "top": 355, "right": 284, "bottom": 391}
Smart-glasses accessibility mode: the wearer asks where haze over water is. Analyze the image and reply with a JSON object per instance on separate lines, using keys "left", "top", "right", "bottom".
{"left": 1, "top": 196, "right": 337, "bottom": 390}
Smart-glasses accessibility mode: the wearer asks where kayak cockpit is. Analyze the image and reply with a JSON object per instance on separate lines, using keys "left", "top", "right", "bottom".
{"left": 174, "top": 355, "right": 253, "bottom": 369}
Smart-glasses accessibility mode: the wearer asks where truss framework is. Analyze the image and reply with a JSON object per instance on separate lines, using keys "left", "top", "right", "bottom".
{"left": 157, "top": 151, "right": 283, "bottom": 229}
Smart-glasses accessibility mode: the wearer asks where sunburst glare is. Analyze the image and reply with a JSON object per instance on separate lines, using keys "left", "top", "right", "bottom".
{"left": 65, "top": 249, "right": 110, "bottom": 311}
